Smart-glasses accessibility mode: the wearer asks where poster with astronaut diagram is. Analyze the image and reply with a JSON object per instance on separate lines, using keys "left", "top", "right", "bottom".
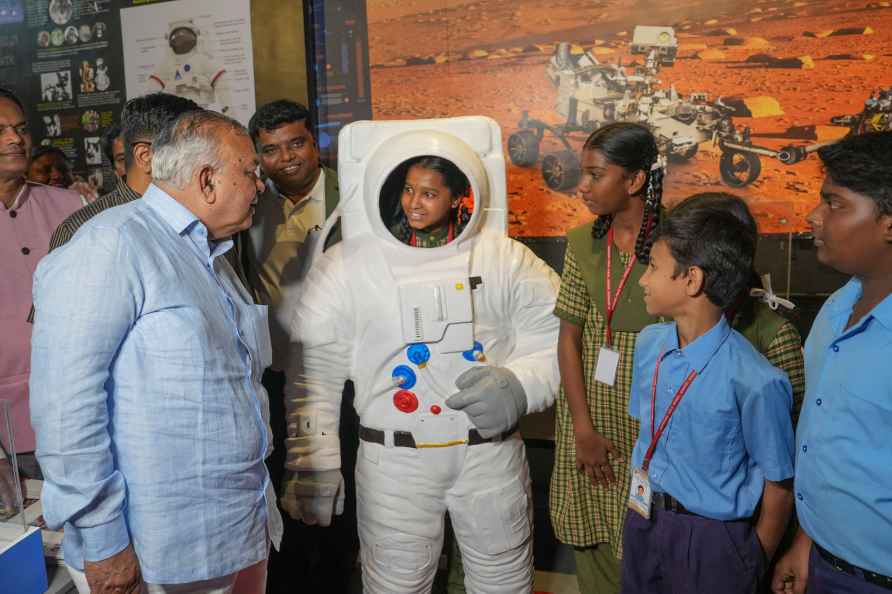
{"left": 119, "top": 0, "right": 256, "bottom": 125}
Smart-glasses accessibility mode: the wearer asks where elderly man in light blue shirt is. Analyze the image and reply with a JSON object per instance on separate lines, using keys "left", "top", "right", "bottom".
{"left": 30, "top": 110, "right": 281, "bottom": 594}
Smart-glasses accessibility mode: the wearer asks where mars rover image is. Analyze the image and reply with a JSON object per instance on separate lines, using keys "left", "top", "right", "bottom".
{"left": 507, "top": 26, "right": 891, "bottom": 192}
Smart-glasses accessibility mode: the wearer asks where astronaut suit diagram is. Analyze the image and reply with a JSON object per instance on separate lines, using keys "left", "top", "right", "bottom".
{"left": 147, "top": 18, "right": 231, "bottom": 113}
{"left": 281, "top": 117, "right": 561, "bottom": 593}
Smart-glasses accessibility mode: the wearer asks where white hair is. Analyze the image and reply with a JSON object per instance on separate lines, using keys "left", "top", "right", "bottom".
{"left": 151, "top": 110, "right": 248, "bottom": 189}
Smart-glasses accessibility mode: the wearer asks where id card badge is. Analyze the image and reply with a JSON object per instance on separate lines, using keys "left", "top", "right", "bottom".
{"left": 628, "top": 467, "right": 652, "bottom": 519}
{"left": 594, "top": 347, "right": 620, "bottom": 386}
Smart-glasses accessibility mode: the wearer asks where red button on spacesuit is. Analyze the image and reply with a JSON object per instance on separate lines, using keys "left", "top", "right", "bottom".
{"left": 393, "top": 390, "right": 419, "bottom": 413}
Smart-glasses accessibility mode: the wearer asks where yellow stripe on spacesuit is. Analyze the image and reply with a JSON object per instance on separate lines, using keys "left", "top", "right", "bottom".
{"left": 415, "top": 439, "right": 469, "bottom": 449}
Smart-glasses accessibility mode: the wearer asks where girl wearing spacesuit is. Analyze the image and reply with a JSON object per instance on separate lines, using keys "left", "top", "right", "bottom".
{"left": 387, "top": 155, "right": 471, "bottom": 248}
{"left": 280, "top": 117, "right": 560, "bottom": 594}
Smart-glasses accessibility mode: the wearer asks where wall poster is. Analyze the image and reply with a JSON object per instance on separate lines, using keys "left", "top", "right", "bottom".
{"left": 0, "top": 0, "right": 125, "bottom": 194}
{"left": 0, "top": 0, "right": 257, "bottom": 192}
{"left": 120, "top": 0, "right": 256, "bottom": 125}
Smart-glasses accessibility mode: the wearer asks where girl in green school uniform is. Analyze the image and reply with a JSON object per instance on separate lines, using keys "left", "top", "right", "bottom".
{"left": 550, "top": 122, "right": 665, "bottom": 594}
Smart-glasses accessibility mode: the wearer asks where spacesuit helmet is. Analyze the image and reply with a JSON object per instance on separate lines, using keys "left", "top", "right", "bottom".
{"left": 168, "top": 19, "right": 198, "bottom": 55}
{"left": 337, "top": 117, "right": 507, "bottom": 250}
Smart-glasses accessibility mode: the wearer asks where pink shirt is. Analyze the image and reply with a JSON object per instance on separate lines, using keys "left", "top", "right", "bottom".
{"left": 1, "top": 182, "right": 80, "bottom": 452}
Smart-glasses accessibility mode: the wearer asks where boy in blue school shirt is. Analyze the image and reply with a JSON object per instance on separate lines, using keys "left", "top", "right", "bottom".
{"left": 771, "top": 132, "right": 892, "bottom": 594}
{"left": 620, "top": 198, "right": 795, "bottom": 594}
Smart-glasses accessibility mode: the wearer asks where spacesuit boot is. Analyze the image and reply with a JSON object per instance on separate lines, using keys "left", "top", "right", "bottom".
{"left": 282, "top": 117, "right": 560, "bottom": 594}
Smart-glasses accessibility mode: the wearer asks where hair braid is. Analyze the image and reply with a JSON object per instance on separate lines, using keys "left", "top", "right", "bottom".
{"left": 634, "top": 158, "right": 665, "bottom": 263}
{"left": 591, "top": 214, "right": 614, "bottom": 239}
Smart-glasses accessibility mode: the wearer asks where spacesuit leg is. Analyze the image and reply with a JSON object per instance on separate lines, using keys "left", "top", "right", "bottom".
{"left": 447, "top": 437, "right": 534, "bottom": 594}
{"left": 355, "top": 440, "right": 448, "bottom": 594}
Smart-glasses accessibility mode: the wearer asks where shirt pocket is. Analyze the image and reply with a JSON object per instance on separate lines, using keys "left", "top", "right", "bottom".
{"left": 134, "top": 308, "right": 204, "bottom": 367}
{"left": 131, "top": 307, "right": 215, "bottom": 405}
{"left": 671, "top": 405, "right": 740, "bottom": 473}
{"left": 838, "top": 384, "right": 892, "bottom": 451}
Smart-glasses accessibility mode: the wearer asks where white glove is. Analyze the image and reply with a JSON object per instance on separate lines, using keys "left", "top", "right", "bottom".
{"left": 279, "top": 469, "right": 345, "bottom": 527}
{"left": 446, "top": 366, "right": 527, "bottom": 439}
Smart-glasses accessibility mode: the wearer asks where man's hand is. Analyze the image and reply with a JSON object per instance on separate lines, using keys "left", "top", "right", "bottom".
{"left": 771, "top": 529, "right": 812, "bottom": 594}
{"left": 574, "top": 427, "right": 620, "bottom": 486}
{"left": 84, "top": 543, "right": 142, "bottom": 594}
{"left": 280, "top": 469, "right": 344, "bottom": 527}
{"left": 446, "top": 367, "right": 527, "bottom": 439}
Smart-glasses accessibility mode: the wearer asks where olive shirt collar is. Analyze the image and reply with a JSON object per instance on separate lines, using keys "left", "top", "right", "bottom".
{"left": 565, "top": 221, "right": 659, "bottom": 332}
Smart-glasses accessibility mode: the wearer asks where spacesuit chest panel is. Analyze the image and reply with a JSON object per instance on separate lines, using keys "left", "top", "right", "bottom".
{"left": 388, "top": 243, "right": 475, "bottom": 354}
{"left": 397, "top": 278, "right": 473, "bottom": 354}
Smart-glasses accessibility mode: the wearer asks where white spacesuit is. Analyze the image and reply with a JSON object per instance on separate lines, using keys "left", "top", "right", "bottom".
{"left": 281, "top": 117, "right": 560, "bottom": 593}
{"left": 148, "top": 19, "right": 230, "bottom": 113}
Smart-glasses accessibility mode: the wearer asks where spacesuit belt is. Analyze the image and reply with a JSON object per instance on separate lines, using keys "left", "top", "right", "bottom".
{"left": 358, "top": 424, "right": 518, "bottom": 449}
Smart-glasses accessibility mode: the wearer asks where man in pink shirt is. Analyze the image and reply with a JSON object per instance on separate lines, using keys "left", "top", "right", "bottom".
{"left": 0, "top": 87, "right": 79, "bottom": 490}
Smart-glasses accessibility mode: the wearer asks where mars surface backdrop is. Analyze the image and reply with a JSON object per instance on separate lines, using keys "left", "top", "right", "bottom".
{"left": 366, "top": 0, "right": 892, "bottom": 235}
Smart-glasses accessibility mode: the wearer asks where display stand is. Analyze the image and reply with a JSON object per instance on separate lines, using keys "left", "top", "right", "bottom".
{"left": 0, "top": 399, "right": 49, "bottom": 594}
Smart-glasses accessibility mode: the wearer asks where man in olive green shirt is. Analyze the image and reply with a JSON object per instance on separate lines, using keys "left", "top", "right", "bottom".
{"left": 243, "top": 99, "right": 357, "bottom": 594}
{"left": 244, "top": 100, "right": 339, "bottom": 363}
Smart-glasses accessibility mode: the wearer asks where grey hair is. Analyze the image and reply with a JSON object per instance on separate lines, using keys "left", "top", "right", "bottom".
{"left": 151, "top": 110, "right": 249, "bottom": 189}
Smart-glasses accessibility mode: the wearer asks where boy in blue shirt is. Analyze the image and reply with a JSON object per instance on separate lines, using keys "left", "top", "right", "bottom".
{"left": 771, "top": 132, "right": 892, "bottom": 594}
{"left": 621, "top": 198, "right": 795, "bottom": 594}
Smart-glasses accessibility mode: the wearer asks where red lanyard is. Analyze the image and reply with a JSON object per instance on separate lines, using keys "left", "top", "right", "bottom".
{"left": 409, "top": 221, "right": 454, "bottom": 247}
{"left": 605, "top": 227, "right": 637, "bottom": 346}
{"left": 642, "top": 351, "right": 697, "bottom": 472}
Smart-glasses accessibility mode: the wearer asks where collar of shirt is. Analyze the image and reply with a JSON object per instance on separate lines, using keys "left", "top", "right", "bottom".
{"left": 143, "top": 184, "right": 233, "bottom": 263}
{"left": 825, "top": 276, "right": 892, "bottom": 333}
{"left": 268, "top": 167, "right": 325, "bottom": 210}
{"left": 7, "top": 180, "right": 31, "bottom": 210}
{"left": 115, "top": 176, "right": 142, "bottom": 203}
{"left": 658, "top": 315, "right": 732, "bottom": 373}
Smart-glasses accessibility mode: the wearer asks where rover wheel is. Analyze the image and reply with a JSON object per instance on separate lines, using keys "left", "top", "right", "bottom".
{"left": 542, "top": 150, "right": 581, "bottom": 192}
{"left": 668, "top": 143, "right": 698, "bottom": 162}
{"left": 719, "top": 150, "right": 761, "bottom": 187}
{"left": 507, "top": 130, "right": 540, "bottom": 167}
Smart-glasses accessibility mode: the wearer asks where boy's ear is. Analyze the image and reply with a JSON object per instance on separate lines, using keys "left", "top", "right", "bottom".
{"left": 684, "top": 265, "right": 706, "bottom": 298}
{"left": 133, "top": 143, "right": 153, "bottom": 175}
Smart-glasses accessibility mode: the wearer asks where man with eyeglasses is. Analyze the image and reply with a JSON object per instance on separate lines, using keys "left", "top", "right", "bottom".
{"left": 0, "top": 86, "right": 80, "bottom": 497}
{"left": 31, "top": 109, "right": 278, "bottom": 594}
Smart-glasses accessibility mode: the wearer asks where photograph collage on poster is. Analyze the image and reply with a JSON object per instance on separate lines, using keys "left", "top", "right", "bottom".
{"left": 0, "top": 0, "right": 255, "bottom": 196}
{"left": 18, "top": 0, "right": 126, "bottom": 194}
